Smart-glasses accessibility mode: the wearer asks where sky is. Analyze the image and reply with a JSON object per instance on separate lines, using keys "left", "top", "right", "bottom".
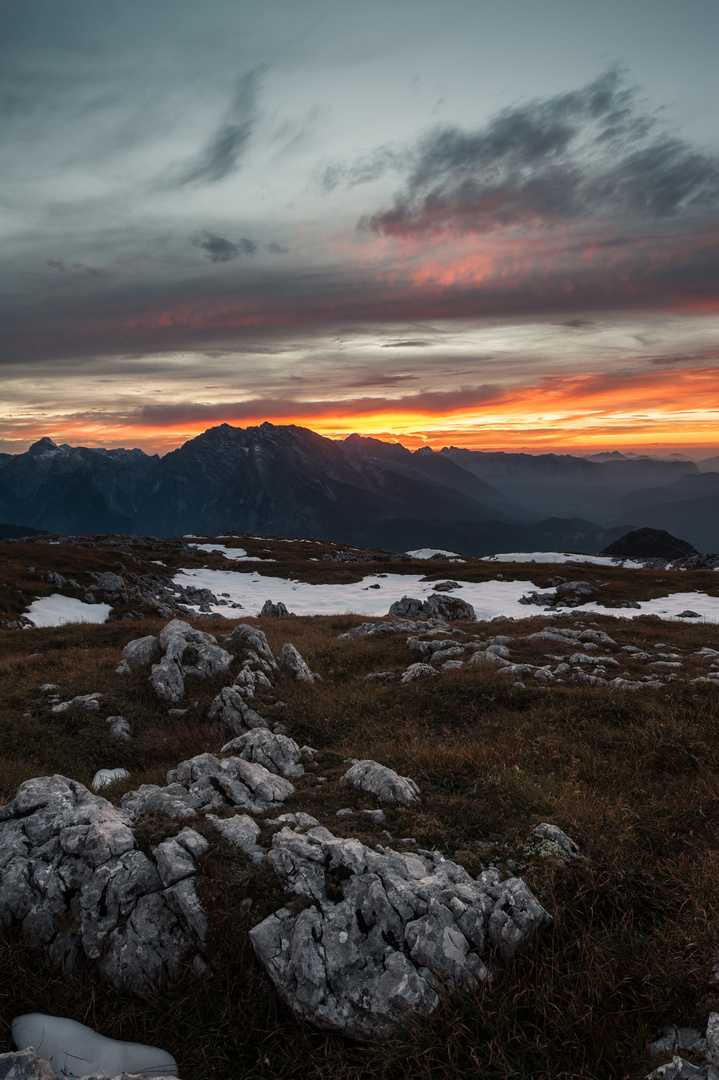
{"left": 2, "top": 0, "right": 718, "bottom": 457}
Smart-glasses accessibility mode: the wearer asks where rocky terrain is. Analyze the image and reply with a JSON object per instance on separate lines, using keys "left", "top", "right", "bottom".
{"left": 2, "top": 532, "right": 719, "bottom": 1078}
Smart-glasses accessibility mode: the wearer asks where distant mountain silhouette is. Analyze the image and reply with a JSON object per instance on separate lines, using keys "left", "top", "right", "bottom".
{"left": 600, "top": 528, "right": 698, "bottom": 559}
{"left": 0, "top": 424, "right": 713, "bottom": 552}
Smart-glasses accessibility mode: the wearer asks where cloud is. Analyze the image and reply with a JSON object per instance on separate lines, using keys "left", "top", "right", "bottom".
{"left": 558, "top": 319, "right": 595, "bottom": 329}
{"left": 381, "top": 339, "right": 431, "bottom": 348}
{"left": 46, "top": 259, "right": 100, "bottom": 276}
{"left": 360, "top": 69, "right": 719, "bottom": 238}
{"left": 176, "top": 67, "right": 263, "bottom": 186}
{"left": 191, "top": 232, "right": 257, "bottom": 262}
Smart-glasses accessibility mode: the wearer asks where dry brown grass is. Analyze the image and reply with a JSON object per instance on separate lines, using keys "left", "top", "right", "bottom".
{"left": 3, "top": 547, "right": 719, "bottom": 1077}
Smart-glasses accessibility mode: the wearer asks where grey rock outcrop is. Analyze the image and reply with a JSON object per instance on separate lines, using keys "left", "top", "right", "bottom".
{"left": 106, "top": 716, "right": 132, "bottom": 741}
{"left": 260, "top": 600, "right": 291, "bottom": 617}
{"left": 222, "top": 623, "right": 277, "bottom": 669}
{"left": 116, "top": 634, "right": 161, "bottom": 674}
{"left": 278, "top": 643, "right": 315, "bottom": 683}
{"left": 148, "top": 621, "right": 232, "bottom": 704}
{"left": 122, "top": 753, "right": 294, "bottom": 820}
{"left": 207, "top": 687, "right": 268, "bottom": 735}
{"left": 338, "top": 617, "right": 449, "bottom": 640}
{"left": 531, "top": 823, "right": 581, "bottom": 858}
{"left": 340, "top": 759, "right": 421, "bottom": 806}
{"left": 388, "top": 596, "right": 474, "bottom": 620}
{"left": 221, "top": 729, "right": 304, "bottom": 778}
{"left": 206, "top": 813, "right": 264, "bottom": 861}
{"left": 401, "top": 662, "right": 439, "bottom": 683}
{"left": 0, "top": 776, "right": 206, "bottom": 993}
{"left": 250, "top": 826, "right": 551, "bottom": 1038}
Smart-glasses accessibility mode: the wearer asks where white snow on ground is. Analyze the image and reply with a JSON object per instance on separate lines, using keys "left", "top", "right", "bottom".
{"left": 188, "top": 543, "right": 266, "bottom": 561}
{"left": 26, "top": 594, "right": 112, "bottom": 627}
{"left": 481, "top": 551, "right": 645, "bottom": 567}
{"left": 406, "top": 548, "right": 465, "bottom": 560}
{"left": 175, "top": 567, "right": 719, "bottom": 624}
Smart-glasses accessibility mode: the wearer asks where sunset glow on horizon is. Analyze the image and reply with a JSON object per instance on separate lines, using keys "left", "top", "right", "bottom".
{"left": 1, "top": 1, "right": 718, "bottom": 461}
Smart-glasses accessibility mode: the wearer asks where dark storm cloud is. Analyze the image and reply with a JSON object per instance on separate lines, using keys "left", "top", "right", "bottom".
{"left": 558, "top": 319, "right": 595, "bottom": 329}
{"left": 191, "top": 232, "right": 257, "bottom": 262}
{"left": 175, "top": 67, "right": 263, "bottom": 186}
{"left": 358, "top": 70, "right": 719, "bottom": 237}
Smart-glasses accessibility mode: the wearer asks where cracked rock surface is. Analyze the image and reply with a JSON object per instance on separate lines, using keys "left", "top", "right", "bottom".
{"left": 0, "top": 776, "right": 206, "bottom": 994}
{"left": 340, "top": 760, "right": 421, "bottom": 806}
{"left": 121, "top": 753, "right": 295, "bottom": 820}
{"left": 250, "top": 826, "right": 551, "bottom": 1038}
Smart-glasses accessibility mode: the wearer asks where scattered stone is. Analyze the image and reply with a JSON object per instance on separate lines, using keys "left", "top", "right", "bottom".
{"left": 260, "top": 600, "right": 292, "bottom": 617}
{"left": 106, "top": 716, "right": 132, "bottom": 741}
{"left": 340, "top": 759, "right": 421, "bottom": 807}
{"left": 206, "top": 813, "right": 264, "bottom": 861}
{"left": 208, "top": 686, "right": 268, "bottom": 735}
{"left": 278, "top": 643, "right": 315, "bottom": 683}
{"left": 117, "top": 634, "right": 161, "bottom": 674}
{"left": 221, "top": 623, "right": 277, "bottom": 668}
{"left": 400, "top": 662, "right": 439, "bottom": 682}
{"left": 220, "top": 729, "right": 304, "bottom": 778}
{"left": 532, "top": 823, "right": 581, "bottom": 858}
{"left": 250, "top": 826, "right": 551, "bottom": 1038}
{"left": 388, "top": 595, "right": 475, "bottom": 620}
{"left": 362, "top": 809, "right": 387, "bottom": 825}
{"left": 123, "top": 753, "right": 295, "bottom": 820}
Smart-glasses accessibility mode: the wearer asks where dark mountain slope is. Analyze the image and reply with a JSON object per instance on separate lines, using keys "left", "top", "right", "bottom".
{"left": 131, "top": 423, "right": 509, "bottom": 539}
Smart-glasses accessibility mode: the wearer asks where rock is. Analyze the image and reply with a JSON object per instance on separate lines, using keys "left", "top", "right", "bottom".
{"left": 400, "top": 663, "right": 439, "bottom": 683}
{"left": 149, "top": 657, "right": 185, "bottom": 706}
{"left": 106, "top": 716, "right": 132, "bottom": 741}
{"left": 221, "top": 623, "right": 277, "bottom": 669}
{"left": 388, "top": 596, "right": 474, "bottom": 620}
{"left": 250, "top": 826, "right": 551, "bottom": 1038}
{"left": 0, "top": 1048, "right": 56, "bottom": 1079}
{"left": 645, "top": 1056, "right": 715, "bottom": 1080}
{"left": 650, "top": 1026, "right": 707, "bottom": 1057}
{"left": 532, "top": 823, "right": 581, "bottom": 857}
{"left": 158, "top": 620, "right": 232, "bottom": 679}
{"left": 11, "top": 1014, "right": 178, "bottom": 1077}
{"left": 388, "top": 597, "right": 429, "bottom": 618}
{"left": 677, "top": 610, "right": 702, "bottom": 619}
{"left": 260, "top": 600, "right": 292, "bottom": 617}
{"left": 122, "top": 754, "right": 295, "bottom": 820}
{"left": 0, "top": 776, "right": 206, "bottom": 993}
{"left": 207, "top": 813, "right": 264, "bottom": 861}
{"left": 340, "top": 760, "right": 420, "bottom": 806}
{"left": 423, "top": 594, "right": 475, "bottom": 620}
{"left": 468, "top": 651, "right": 511, "bottom": 667}
{"left": 278, "top": 643, "right": 315, "bottom": 683}
{"left": 119, "top": 635, "right": 160, "bottom": 672}
{"left": 221, "top": 730, "right": 304, "bottom": 778}
{"left": 706, "top": 1012, "right": 719, "bottom": 1065}
{"left": 431, "top": 581, "right": 460, "bottom": 592}
{"left": 91, "top": 571, "right": 127, "bottom": 593}
{"left": 207, "top": 687, "right": 268, "bottom": 735}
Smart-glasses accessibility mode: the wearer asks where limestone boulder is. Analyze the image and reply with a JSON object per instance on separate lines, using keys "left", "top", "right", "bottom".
{"left": 340, "top": 759, "right": 420, "bottom": 806}
{"left": 0, "top": 776, "right": 206, "bottom": 994}
{"left": 250, "top": 827, "right": 551, "bottom": 1038}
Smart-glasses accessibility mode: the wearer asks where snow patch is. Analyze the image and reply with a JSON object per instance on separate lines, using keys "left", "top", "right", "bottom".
{"left": 189, "top": 543, "right": 266, "bottom": 561}
{"left": 406, "top": 548, "right": 465, "bottom": 560}
{"left": 25, "top": 594, "right": 112, "bottom": 627}
{"left": 481, "top": 551, "right": 645, "bottom": 567}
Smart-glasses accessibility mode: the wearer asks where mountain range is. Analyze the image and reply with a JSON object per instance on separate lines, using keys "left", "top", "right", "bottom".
{"left": 1, "top": 422, "right": 717, "bottom": 553}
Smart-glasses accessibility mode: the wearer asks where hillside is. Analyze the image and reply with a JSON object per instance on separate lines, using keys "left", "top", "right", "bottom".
{"left": 2, "top": 532, "right": 719, "bottom": 1079}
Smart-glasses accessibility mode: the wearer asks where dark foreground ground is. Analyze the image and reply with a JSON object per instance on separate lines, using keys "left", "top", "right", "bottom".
{"left": 1, "top": 534, "right": 719, "bottom": 1079}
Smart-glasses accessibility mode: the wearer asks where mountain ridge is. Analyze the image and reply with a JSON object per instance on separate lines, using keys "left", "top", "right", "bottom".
{"left": 0, "top": 423, "right": 713, "bottom": 552}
